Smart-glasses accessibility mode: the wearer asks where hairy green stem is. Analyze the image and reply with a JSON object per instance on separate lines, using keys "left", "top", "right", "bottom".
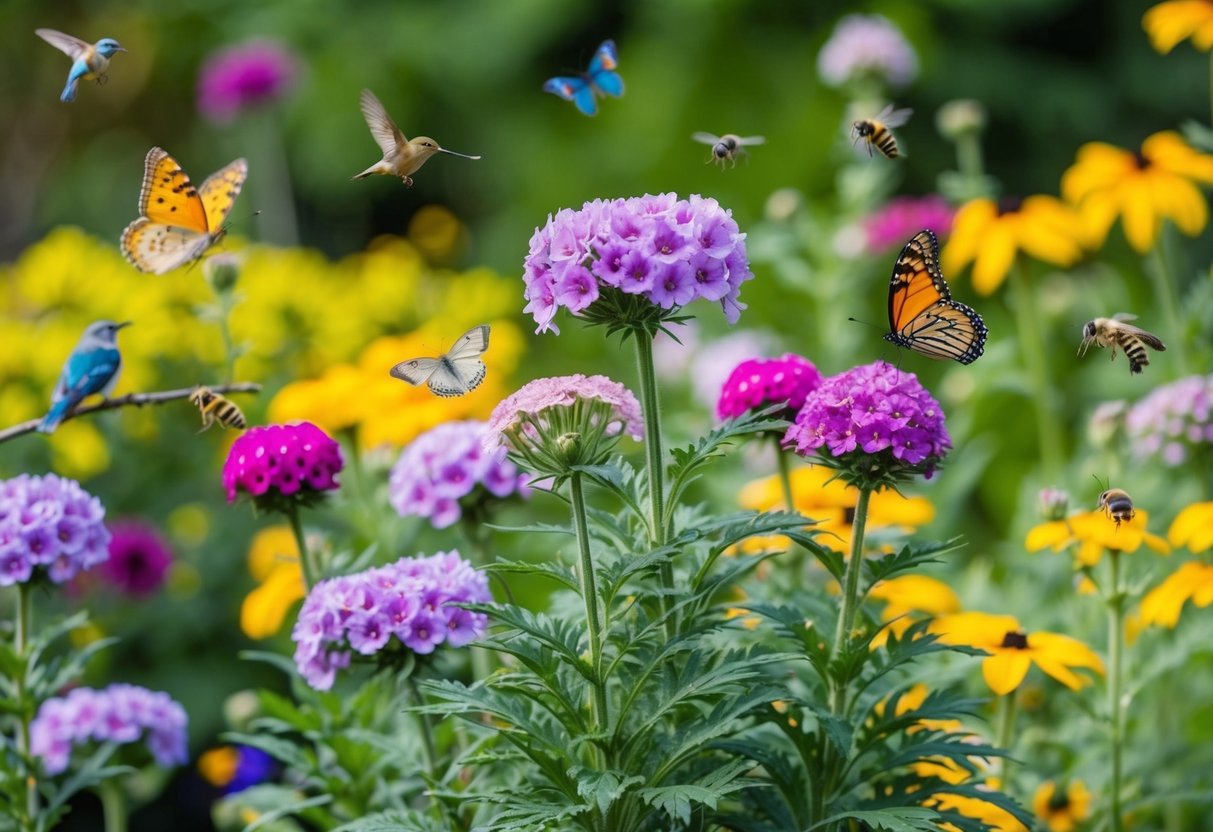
{"left": 830, "top": 485, "right": 872, "bottom": 714}
{"left": 633, "top": 331, "right": 675, "bottom": 634}
{"left": 995, "top": 689, "right": 1019, "bottom": 795}
{"left": 16, "top": 584, "right": 37, "bottom": 830}
{"left": 570, "top": 473, "right": 610, "bottom": 753}
{"left": 1011, "top": 257, "right": 1063, "bottom": 481}
{"left": 1147, "top": 226, "right": 1190, "bottom": 377}
{"left": 286, "top": 507, "right": 316, "bottom": 591}
{"left": 1108, "top": 549, "right": 1125, "bottom": 832}
{"left": 100, "top": 781, "right": 127, "bottom": 832}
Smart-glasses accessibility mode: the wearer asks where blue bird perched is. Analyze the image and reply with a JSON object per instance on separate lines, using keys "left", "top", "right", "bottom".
{"left": 38, "top": 320, "right": 131, "bottom": 434}
{"left": 35, "top": 28, "right": 126, "bottom": 103}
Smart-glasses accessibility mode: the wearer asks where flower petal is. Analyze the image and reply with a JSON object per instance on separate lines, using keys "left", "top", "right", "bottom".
{"left": 971, "top": 216, "right": 1018, "bottom": 295}
{"left": 983, "top": 651, "right": 1033, "bottom": 695}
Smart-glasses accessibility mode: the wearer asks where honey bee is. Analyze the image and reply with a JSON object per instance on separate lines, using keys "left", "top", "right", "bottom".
{"left": 189, "top": 386, "right": 247, "bottom": 432}
{"left": 1097, "top": 488, "right": 1135, "bottom": 528}
{"left": 852, "top": 104, "right": 913, "bottom": 159}
{"left": 691, "top": 132, "right": 766, "bottom": 168}
{"left": 1078, "top": 314, "right": 1166, "bottom": 375}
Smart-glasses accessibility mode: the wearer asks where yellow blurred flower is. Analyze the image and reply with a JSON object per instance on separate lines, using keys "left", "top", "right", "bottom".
{"left": 240, "top": 526, "right": 304, "bottom": 640}
{"left": 1140, "top": 561, "right": 1213, "bottom": 628}
{"left": 929, "top": 790, "right": 1028, "bottom": 832}
{"left": 931, "top": 612, "right": 1105, "bottom": 695}
{"left": 1144, "top": 1, "right": 1213, "bottom": 53}
{"left": 869, "top": 575, "right": 962, "bottom": 647}
{"left": 1061, "top": 131, "right": 1213, "bottom": 253}
{"left": 738, "top": 464, "right": 934, "bottom": 554}
{"left": 1032, "top": 780, "right": 1092, "bottom": 832}
{"left": 941, "top": 195, "right": 1086, "bottom": 295}
{"left": 47, "top": 420, "right": 111, "bottom": 480}
{"left": 1027, "top": 508, "right": 1170, "bottom": 566}
{"left": 724, "top": 606, "right": 762, "bottom": 630}
{"left": 877, "top": 682, "right": 964, "bottom": 735}
{"left": 198, "top": 746, "right": 239, "bottom": 787}
{"left": 1169, "top": 501, "right": 1213, "bottom": 551}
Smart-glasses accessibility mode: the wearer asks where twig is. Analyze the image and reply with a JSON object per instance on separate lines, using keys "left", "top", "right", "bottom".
{"left": 0, "top": 382, "right": 262, "bottom": 444}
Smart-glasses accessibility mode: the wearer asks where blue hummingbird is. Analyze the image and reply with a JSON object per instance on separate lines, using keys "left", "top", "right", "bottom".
{"left": 38, "top": 321, "right": 131, "bottom": 434}
{"left": 35, "top": 28, "right": 126, "bottom": 103}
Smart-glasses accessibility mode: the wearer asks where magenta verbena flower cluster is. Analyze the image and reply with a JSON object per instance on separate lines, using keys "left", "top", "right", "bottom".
{"left": 224, "top": 421, "right": 344, "bottom": 507}
{"left": 30, "top": 684, "right": 188, "bottom": 775}
{"left": 99, "top": 519, "right": 174, "bottom": 596}
{"left": 0, "top": 474, "right": 109, "bottom": 587}
{"left": 523, "top": 193, "right": 753, "bottom": 333}
{"left": 862, "top": 195, "right": 955, "bottom": 253}
{"left": 292, "top": 551, "right": 491, "bottom": 691}
{"left": 390, "top": 420, "right": 531, "bottom": 529}
{"left": 784, "top": 360, "right": 950, "bottom": 483}
{"left": 197, "top": 39, "right": 298, "bottom": 123}
{"left": 1125, "top": 373, "right": 1213, "bottom": 466}
{"left": 716, "top": 353, "right": 823, "bottom": 421}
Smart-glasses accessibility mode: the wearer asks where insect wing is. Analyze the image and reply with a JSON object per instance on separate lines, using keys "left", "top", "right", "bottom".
{"left": 736, "top": 135, "right": 766, "bottom": 147}
{"left": 875, "top": 104, "right": 913, "bottom": 128}
{"left": 692, "top": 132, "right": 721, "bottom": 145}
{"left": 390, "top": 356, "right": 441, "bottom": 386}
{"left": 427, "top": 359, "right": 485, "bottom": 398}
{"left": 544, "top": 75, "right": 597, "bottom": 116}
{"left": 587, "top": 40, "right": 624, "bottom": 97}
{"left": 446, "top": 324, "right": 490, "bottom": 361}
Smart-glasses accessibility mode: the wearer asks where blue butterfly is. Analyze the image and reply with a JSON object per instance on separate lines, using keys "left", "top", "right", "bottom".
{"left": 543, "top": 40, "right": 624, "bottom": 116}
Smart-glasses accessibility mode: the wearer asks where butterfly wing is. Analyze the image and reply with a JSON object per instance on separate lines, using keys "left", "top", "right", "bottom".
{"left": 120, "top": 218, "right": 213, "bottom": 275}
{"left": 587, "top": 40, "right": 624, "bottom": 98}
{"left": 446, "top": 324, "right": 490, "bottom": 360}
{"left": 36, "top": 28, "right": 89, "bottom": 60}
{"left": 359, "top": 89, "right": 407, "bottom": 156}
{"left": 544, "top": 75, "right": 597, "bottom": 116}
{"left": 390, "top": 357, "right": 441, "bottom": 386}
{"left": 885, "top": 230, "right": 987, "bottom": 364}
{"left": 198, "top": 158, "right": 248, "bottom": 231}
{"left": 134, "top": 148, "right": 210, "bottom": 231}
{"left": 426, "top": 358, "right": 486, "bottom": 397}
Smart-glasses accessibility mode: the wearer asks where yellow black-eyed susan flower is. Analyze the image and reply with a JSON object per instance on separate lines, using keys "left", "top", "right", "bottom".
{"left": 1062, "top": 131, "right": 1213, "bottom": 253}
{"left": 240, "top": 526, "right": 304, "bottom": 640}
{"left": 1027, "top": 508, "right": 1170, "bottom": 567}
{"left": 942, "top": 195, "right": 1086, "bottom": 295}
{"left": 928, "top": 790, "right": 1028, "bottom": 832}
{"left": 1033, "top": 780, "right": 1092, "bottom": 832}
{"left": 931, "top": 612, "right": 1105, "bottom": 695}
{"left": 868, "top": 575, "right": 961, "bottom": 647}
{"left": 1144, "top": 1, "right": 1213, "bottom": 53}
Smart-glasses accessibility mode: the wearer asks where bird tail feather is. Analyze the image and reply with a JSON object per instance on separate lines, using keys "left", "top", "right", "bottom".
{"left": 38, "top": 399, "right": 72, "bottom": 434}
{"left": 60, "top": 80, "right": 78, "bottom": 103}
{"left": 351, "top": 165, "right": 378, "bottom": 180}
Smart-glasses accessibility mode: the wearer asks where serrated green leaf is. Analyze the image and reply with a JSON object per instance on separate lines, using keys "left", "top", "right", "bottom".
{"left": 811, "top": 807, "right": 941, "bottom": 831}
{"left": 569, "top": 766, "right": 644, "bottom": 814}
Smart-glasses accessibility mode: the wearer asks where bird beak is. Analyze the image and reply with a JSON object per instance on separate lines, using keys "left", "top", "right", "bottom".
{"left": 115, "top": 46, "right": 128, "bottom": 52}
{"left": 439, "top": 148, "right": 482, "bottom": 160}
{"left": 115, "top": 321, "right": 133, "bottom": 329}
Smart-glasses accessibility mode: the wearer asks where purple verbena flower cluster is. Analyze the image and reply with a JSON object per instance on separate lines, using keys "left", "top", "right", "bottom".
{"left": 197, "top": 40, "right": 299, "bottom": 123}
{"left": 30, "top": 684, "right": 189, "bottom": 775}
{"left": 0, "top": 474, "right": 109, "bottom": 587}
{"left": 522, "top": 194, "right": 753, "bottom": 332}
{"left": 223, "top": 422, "right": 343, "bottom": 507}
{"left": 817, "top": 14, "right": 918, "bottom": 88}
{"left": 862, "top": 196, "right": 955, "bottom": 253}
{"left": 716, "top": 354, "right": 824, "bottom": 421}
{"left": 784, "top": 361, "right": 950, "bottom": 483}
{"left": 292, "top": 551, "right": 491, "bottom": 691}
{"left": 485, "top": 374, "right": 644, "bottom": 450}
{"left": 1125, "top": 373, "right": 1213, "bottom": 466}
{"left": 390, "top": 421, "right": 530, "bottom": 529}
{"left": 99, "top": 520, "right": 173, "bottom": 596}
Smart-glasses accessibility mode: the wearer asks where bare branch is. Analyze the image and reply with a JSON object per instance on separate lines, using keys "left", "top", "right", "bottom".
{"left": 0, "top": 382, "right": 262, "bottom": 444}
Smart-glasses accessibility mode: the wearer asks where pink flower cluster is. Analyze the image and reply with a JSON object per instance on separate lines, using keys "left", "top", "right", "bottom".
{"left": 523, "top": 193, "right": 753, "bottom": 333}
{"left": 485, "top": 374, "right": 644, "bottom": 451}
{"left": 784, "top": 360, "right": 950, "bottom": 478}
{"left": 817, "top": 14, "right": 918, "bottom": 88}
{"left": 31, "top": 684, "right": 188, "bottom": 775}
{"left": 862, "top": 196, "right": 955, "bottom": 253}
{"left": 1125, "top": 373, "right": 1213, "bottom": 466}
{"left": 197, "top": 40, "right": 299, "bottom": 123}
{"left": 0, "top": 474, "right": 109, "bottom": 587}
{"left": 292, "top": 551, "right": 491, "bottom": 691}
{"left": 223, "top": 422, "right": 343, "bottom": 506}
{"left": 390, "top": 421, "right": 531, "bottom": 529}
{"left": 716, "top": 354, "right": 823, "bottom": 421}
{"left": 100, "top": 520, "right": 173, "bottom": 596}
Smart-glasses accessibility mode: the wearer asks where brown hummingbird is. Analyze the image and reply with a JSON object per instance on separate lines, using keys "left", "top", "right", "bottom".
{"left": 351, "top": 89, "right": 480, "bottom": 187}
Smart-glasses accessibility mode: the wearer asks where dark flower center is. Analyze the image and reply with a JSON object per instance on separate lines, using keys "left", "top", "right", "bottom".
{"left": 1048, "top": 791, "right": 1071, "bottom": 812}
{"left": 1001, "top": 630, "right": 1029, "bottom": 649}
{"left": 995, "top": 195, "right": 1024, "bottom": 216}
{"left": 1131, "top": 150, "right": 1151, "bottom": 170}
{"left": 844, "top": 507, "right": 856, "bottom": 525}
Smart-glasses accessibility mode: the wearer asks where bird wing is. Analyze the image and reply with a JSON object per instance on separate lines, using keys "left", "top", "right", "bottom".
{"left": 36, "top": 28, "right": 90, "bottom": 60}
{"left": 55, "top": 348, "right": 121, "bottom": 403}
{"left": 359, "top": 89, "right": 406, "bottom": 156}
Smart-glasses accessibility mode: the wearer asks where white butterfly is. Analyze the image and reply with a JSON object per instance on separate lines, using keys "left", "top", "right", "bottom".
{"left": 390, "top": 325, "right": 490, "bottom": 397}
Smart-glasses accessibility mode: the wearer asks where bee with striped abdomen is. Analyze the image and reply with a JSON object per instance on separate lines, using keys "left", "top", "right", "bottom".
{"left": 1078, "top": 314, "right": 1166, "bottom": 375}
{"left": 189, "top": 386, "right": 247, "bottom": 432}
{"left": 852, "top": 104, "right": 912, "bottom": 159}
{"left": 1097, "top": 488, "right": 1135, "bottom": 529}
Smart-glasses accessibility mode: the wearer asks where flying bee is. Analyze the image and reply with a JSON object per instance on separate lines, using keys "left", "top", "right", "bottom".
{"left": 189, "top": 386, "right": 247, "bottom": 432}
{"left": 1078, "top": 314, "right": 1166, "bottom": 375}
{"left": 1097, "top": 488, "right": 1135, "bottom": 529}
{"left": 852, "top": 104, "right": 913, "bottom": 159}
{"left": 691, "top": 132, "right": 766, "bottom": 168}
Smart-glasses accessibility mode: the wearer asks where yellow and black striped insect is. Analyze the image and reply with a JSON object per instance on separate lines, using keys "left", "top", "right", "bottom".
{"left": 188, "top": 386, "right": 246, "bottom": 432}
{"left": 1078, "top": 314, "right": 1166, "bottom": 375}
{"left": 852, "top": 104, "right": 912, "bottom": 159}
{"left": 1097, "top": 488, "right": 1135, "bottom": 528}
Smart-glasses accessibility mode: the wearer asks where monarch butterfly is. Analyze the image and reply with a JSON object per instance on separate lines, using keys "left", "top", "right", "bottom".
{"left": 884, "top": 230, "right": 987, "bottom": 364}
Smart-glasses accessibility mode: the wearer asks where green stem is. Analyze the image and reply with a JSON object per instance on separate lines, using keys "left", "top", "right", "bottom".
{"left": 829, "top": 485, "right": 872, "bottom": 713}
{"left": 633, "top": 331, "right": 674, "bottom": 634}
{"left": 15, "top": 584, "right": 37, "bottom": 831}
{"left": 1011, "top": 256, "right": 1063, "bottom": 481}
{"left": 1147, "top": 226, "right": 1190, "bottom": 377}
{"left": 995, "top": 689, "right": 1019, "bottom": 796}
{"left": 955, "top": 132, "right": 987, "bottom": 199}
{"left": 286, "top": 507, "right": 316, "bottom": 591}
{"left": 217, "top": 294, "right": 238, "bottom": 386}
{"left": 248, "top": 110, "right": 299, "bottom": 246}
{"left": 403, "top": 675, "right": 449, "bottom": 826}
{"left": 774, "top": 438, "right": 796, "bottom": 512}
{"left": 570, "top": 474, "right": 610, "bottom": 755}
{"left": 1108, "top": 549, "right": 1125, "bottom": 832}
{"left": 99, "top": 781, "right": 127, "bottom": 832}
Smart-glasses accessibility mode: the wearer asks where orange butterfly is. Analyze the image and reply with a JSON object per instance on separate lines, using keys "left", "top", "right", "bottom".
{"left": 885, "top": 230, "right": 987, "bottom": 364}
{"left": 120, "top": 147, "right": 248, "bottom": 275}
